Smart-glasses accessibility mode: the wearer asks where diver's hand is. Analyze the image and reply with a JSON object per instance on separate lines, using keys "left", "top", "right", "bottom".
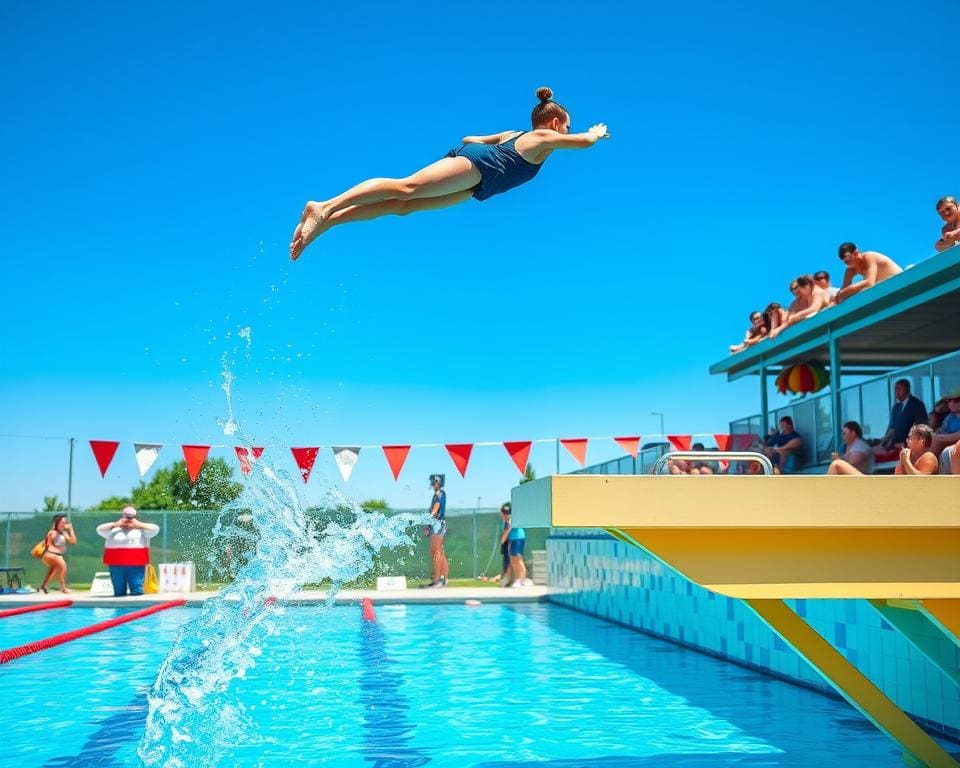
{"left": 588, "top": 123, "right": 610, "bottom": 140}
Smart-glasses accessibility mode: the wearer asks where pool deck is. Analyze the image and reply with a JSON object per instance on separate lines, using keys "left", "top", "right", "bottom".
{"left": 0, "top": 584, "right": 549, "bottom": 609}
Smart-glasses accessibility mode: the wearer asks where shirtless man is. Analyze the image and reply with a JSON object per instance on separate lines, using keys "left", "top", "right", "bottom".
{"left": 769, "top": 275, "right": 831, "bottom": 338}
{"left": 834, "top": 242, "right": 903, "bottom": 304}
{"left": 934, "top": 196, "right": 960, "bottom": 253}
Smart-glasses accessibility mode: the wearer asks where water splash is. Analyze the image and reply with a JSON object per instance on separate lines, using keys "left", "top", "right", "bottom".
{"left": 139, "top": 357, "right": 427, "bottom": 766}
{"left": 138, "top": 456, "right": 427, "bottom": 767}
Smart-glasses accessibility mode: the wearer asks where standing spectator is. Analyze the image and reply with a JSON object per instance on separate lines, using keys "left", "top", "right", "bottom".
{"left": 880, "top": 379, "right": 929, "bottom": 449}
{"left": 38, "top": 513, "right": 76, "bottom": 594}
{"left": 813, "top": 270, "right": 838, "bottom": 301}
{"left": 769, "top": 275, "right": 832, "bottom": 338}
{"left": 729, "top": 310, "right": 768, "bottom": 354}
{"left": 932, "top": 389, "right": 960, "bottom": 457}
{"left": 834, "top": 243, "right": 903, "bottom": 304}
{"left": 95, "top": 505, "right": 160, "bottom": 597}
{"left": 491, "top": 503, "right": 514, "bottom": 585}
{"left": 934, "top": 196, "right": 960, "bottom": 252}
{"left": 827, "top": 421, "right": 876, "bottom": 475}
{"left": 763, "top": 416, "right": 804, "bottom": 474}
{"left": 896, "top": 425, "right": 939, "bottom": 475}
{"left": 500, "top": 503, "right": 531, "bottom": 588}
{"left": 425, "top": 475, "right": 448, "bottom": 588}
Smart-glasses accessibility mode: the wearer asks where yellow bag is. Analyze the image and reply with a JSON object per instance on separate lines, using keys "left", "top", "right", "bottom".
{"left": 31, "top": 541, "right": 46, "bottom": 558}
{"left": 144, "top": 564, "right": 159, "bottom": 594}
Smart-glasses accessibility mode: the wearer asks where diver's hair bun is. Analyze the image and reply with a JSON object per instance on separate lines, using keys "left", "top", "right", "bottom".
{"left": 536, "top": 86, "right": 553, "bottom": 102}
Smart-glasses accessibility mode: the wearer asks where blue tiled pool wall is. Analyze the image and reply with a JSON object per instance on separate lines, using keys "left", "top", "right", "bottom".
{"left": 547, "top": 531, "right": 960, "bottom": 740}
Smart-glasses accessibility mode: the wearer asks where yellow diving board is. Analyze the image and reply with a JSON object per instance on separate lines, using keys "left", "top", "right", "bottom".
{"left": 513, "top": 473, "right": 960, "bottom": 768}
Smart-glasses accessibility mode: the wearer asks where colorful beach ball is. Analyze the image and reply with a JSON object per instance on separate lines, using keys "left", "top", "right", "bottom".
{"left": 776, "top": 362, "right": 829, "bottom": 396}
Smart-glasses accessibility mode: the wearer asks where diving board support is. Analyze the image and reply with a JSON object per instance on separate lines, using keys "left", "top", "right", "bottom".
{"left": 746, "top": 598, "right": 959, "bottom": 768}
{"left": 868, "top": 600, "right": 960, "bottom": 688}
{"left": 919, "top": 599, "right": 960, "bottom": 647}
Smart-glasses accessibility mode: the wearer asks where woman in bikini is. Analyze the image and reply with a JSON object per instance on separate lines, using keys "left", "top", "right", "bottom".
{"left": 289, "top": 87, "right": 608, "bottom": 260}
{"left": 39, "top": 513, "right": 77, "bottom": 593}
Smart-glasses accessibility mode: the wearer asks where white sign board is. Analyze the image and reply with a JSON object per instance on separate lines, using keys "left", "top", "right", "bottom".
{"left": 376, "top": 576, "right": 407, "bottom": 591}
{"left": 159, "top": 562, "right": 196, "bottom": 593}
{"left": 90, "top": 571, "right": 114, "bottom": 597}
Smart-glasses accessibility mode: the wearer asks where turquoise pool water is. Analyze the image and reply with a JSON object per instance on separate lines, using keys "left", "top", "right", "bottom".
{"left": 0, "top": 602, "right": 937, "bottom": 766}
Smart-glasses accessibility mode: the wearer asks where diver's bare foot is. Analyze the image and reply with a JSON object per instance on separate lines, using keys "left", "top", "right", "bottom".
{"left": 289, "top": 201, "right": 328, "bottom": 261}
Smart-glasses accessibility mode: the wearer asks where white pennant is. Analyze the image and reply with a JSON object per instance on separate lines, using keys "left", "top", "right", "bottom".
{"left": 133, "top": 443, "right": 163, "bottom": 477}
{"left": 332, "top": 446, "right": 360, "bottom": 482}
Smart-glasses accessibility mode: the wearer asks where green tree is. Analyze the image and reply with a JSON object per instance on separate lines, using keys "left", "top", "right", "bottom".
{"left": 93, "top": 458, "right": 242, "bottom": 510}
{"left": 36, "top": 495, "right": 66, "bottom": 513}
{"left": 361, "top": 499, "right": 389, "bottom": 511}
{"left": 520, "top": 463, "right": 536, "bottom": 484}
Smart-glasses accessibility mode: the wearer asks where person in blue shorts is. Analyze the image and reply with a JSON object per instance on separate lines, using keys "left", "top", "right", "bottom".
{"left": 289, "top": 87, "right": 609, "bottom": 260}
{"left": 426, "top": 475, "right": 448, "bottom": 588}
{"left": 499, "top": 502, "right": 531, "bottom": 588}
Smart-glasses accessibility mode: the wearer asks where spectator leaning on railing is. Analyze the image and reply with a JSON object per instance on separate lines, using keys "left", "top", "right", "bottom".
{"left": 768, "top": 275, "right": 832, "bottom": 339}
{"left": 934, "top": 196, "right": 960, "bottom": 252}
{"left": 834, "top": 243, "right": 903, "bottom": 304}
{"left": 729, "top": 310, "right": 768, "bottom": 354}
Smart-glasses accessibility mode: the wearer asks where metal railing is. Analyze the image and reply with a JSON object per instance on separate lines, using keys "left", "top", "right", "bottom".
{"left": 652, "top": 451, "right": 774, "bottom": 475}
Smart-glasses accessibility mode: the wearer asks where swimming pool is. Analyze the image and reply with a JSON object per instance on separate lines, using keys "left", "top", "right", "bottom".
{"left": 2, "top": 600, "right": 938, "bottom": 767}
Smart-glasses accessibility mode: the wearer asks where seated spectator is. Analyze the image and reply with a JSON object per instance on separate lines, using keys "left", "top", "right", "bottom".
{"left": 950, "top": 438, "right": 960, "bottom": 475}
{"left": 769, "top": 275, "right": 832, "bottom": 339}
{"left": 934, "top": 196, "right": 960, "bottom": 253}
{"left": 929, "top": 398, "right": 949, "bottom": 431}
{"left": 896, "top": 424, "right": 939, "bottom": 475}
{"left": 763, "top": 302, "right": 789, "bottom": 335}
{"left": 689, "top": 442, "right": 715, "bottom": 475}
{"left": 729, "top": 311, "right": 768, "bottom": 354}
{"left": 826, "top": 421, "right": 876, "bottom": 475}
{"left": 813, "top": 270, "right": 838, "bottom": 301}
{"left": 880, "top": 378, "right": 929, "bottom": 450}
{"left": 763, "top": 416, "right": 804, "bottom": 474}
{"left": 932, "top": 389, "right": 960, "bottom": 456}
{"left": 834, "top": 242, "right": 903, "bottom": 304}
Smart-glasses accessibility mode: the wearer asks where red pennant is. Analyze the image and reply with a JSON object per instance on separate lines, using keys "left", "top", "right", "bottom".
{"left": 613, "top": 436, "right": 640, "bottom": 458}
{"left": 503, "top": 441, "right": 532, "bottom": 475}
{"left": 89, "top": 440, "right": 120, "bottom": 478}
{"left": 181, "top": 445, "right": 210, "bottom": 484}
{"left": 667, "top": 435, "right": 692, "bottom": 451}
{"left": 732, "top": 433, "right": 759, "bottom": 451}
{"left": 560, "top": 438, "right": 588, "bottom": 466}
{"left": 290, "top": 447, "right": 320, "bottom": 484}
{"left": 235, "top": 446, "right": 264, "bottom": 475}
{"left": 382, "top": 445, "right": 411, "bottom": 481}
{"left": 714, "top": 434, "right": 731, "bottom": 451}
{"left": 445, "top": 443, "right": 474, "bottom": 477}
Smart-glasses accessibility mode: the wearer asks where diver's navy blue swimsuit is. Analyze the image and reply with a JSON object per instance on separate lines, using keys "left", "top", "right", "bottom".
{"left": 447, "top": 132, "right": 544, "bottom": 201}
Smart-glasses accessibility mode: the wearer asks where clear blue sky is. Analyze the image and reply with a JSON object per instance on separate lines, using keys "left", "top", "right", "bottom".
{"left": 1, "top": 1, "right": 954, "bottom": 511}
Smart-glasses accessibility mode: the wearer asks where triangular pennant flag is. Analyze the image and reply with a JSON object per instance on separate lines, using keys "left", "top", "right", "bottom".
{"left": 732, "top": 433, "right": 759, "bottom": 451}
{"left": 445, "top": 443, "right": 474, "bottom": 478}
{"left": 382, "top": 445, "right": 411, "bottom": 481}
{"left": 181, "top": 445, "right": 210, "bottom": 484}
{"left": 133, "top": 443, "right": 163, "bottom": 478}
{"left": 332, "top": 446, "right": 361, "bottom": 482}
{"left": 290, "top": 447, "right": 320, "bottom": 484}
{"left": 234, "top": 446, "right": 264, "bottom": 475}
{"left": 667, "top": 435, "right": 692, "bottom": 451}
{"left": 714, "top": 434, "right": 732, "bottom": 451}
{"left": 503, "top": 441, "right": 532, "bottom": 475}
{"left": 560, "top": 438, "right": 588, "bottom": 466}
{"left": 89, "top": 440, "right": 120, "bottom": 478}
{"left": 613, "top": 436, "right": 640, "bottom": 458}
